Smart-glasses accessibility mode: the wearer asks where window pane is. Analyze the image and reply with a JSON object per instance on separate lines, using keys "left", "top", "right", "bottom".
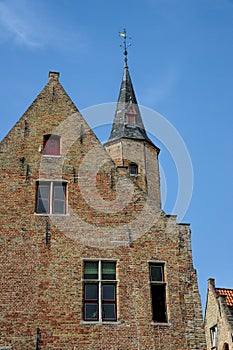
{"left": 53, "top": 184, "right": 66, "bottom": 214}
{"left": 85, "top": 284, "right": 98, "bottom": 300}
{"left": 151, "top": 284, "right": 167, "bottom": 322}
{"left": 84, "top": 304, "right": 98, "bottom": 320}
{"left": 38, "top": 185, "right": 50, "bottom": 199}
{"left": 102, "top": 304, "right": 116, "bottom": 321}
{"left": 102, "top": 285, "right": 115, "bottom": 301}
{"left": 102, "top": 262, "right": 116, "bottom": 280}
{"left": 37, "top": 184, "right": 49, "bottom": 213}
{"left": 84, "top": 261, "right": 98, "bottom": 279}
{"left": 150, "top": 265, "right": 163, "bottom": 281}
{"left": 54, "top": 185, "right": 65, "bottom": 200}
{"left": 53, "top": 200, "right": 65, "bottom": 214}
{"left": 37, "top": 199, "right": 49, "bottom": 213}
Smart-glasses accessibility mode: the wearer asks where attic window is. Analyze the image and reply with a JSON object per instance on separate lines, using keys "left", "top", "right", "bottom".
{"left": 125, "top": 105, "right": 137, "bottom": 125}
{"left": 43, "top": 134, "right": 60, "bottom": 156}
{"left": 126, "top": 113, "right": 136, "bottom": 125}
{"left": 129, "top": 163, "right": 138, "bottom": 176}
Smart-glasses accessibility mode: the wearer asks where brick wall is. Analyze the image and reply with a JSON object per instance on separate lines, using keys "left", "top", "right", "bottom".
{"left": 0, "top": 72, "right": 206, "bottom": 349}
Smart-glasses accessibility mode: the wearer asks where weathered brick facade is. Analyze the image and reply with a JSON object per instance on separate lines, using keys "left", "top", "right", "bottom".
{"left": 205, "top": 279, "right": 233, "bottom": 350}
{"left": 0, "top": 68, "right": 206, "bottom": 349}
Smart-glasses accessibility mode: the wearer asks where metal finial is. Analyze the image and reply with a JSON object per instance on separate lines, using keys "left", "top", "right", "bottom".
{"left": 119, "top": 28, "right": 132, "bottom": 65}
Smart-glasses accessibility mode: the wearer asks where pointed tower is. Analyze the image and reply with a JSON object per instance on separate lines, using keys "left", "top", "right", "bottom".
{"left": 104, "top": 50, "right": 161, "bottom": 208}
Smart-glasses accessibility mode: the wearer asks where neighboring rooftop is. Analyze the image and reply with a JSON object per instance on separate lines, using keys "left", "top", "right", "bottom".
{"left": 216, "top": 288, "right": 233, "bottom": 307}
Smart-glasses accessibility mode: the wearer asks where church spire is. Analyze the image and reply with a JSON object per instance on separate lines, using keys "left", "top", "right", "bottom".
{"left": 106, "top": 30, "right": 154, "bottom": 146}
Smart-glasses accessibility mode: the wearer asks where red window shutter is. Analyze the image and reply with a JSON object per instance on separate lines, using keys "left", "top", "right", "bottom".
{"left": 44, "top": 135, "right": 60, "bottom": 155}
{"left": 126, "top": 114, "right": 136, "bottom": 125}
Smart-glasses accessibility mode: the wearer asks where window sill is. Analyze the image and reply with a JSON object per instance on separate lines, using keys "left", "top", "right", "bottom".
{"left": 42, "top": 155, "right": 61, "bottom": 158}
{"left": 130, "top": 174, "right": 140, "bottom": 177}
{"left": 34, "top": 213, "right": 69, "bottom": 217}
{"left": 80, "top": 320, "right": 121, "bottom": 325}
{"left": 151, "top": 322, "right": 171, "bottom": 327}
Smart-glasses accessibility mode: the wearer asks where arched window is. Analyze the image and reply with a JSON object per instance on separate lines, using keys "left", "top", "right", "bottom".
{"left": 223, "top": 343, "right": 229, "bottom": 350}
{"left": 43, "top": 134, "right": 60, "bottom": 155}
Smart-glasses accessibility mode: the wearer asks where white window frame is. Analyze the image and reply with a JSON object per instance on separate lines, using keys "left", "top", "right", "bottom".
{"left": 83, "top": 260, "right": 118, "bottom": 323}
{"left": 36, "top": 180, "right": 67, "bottom": 215}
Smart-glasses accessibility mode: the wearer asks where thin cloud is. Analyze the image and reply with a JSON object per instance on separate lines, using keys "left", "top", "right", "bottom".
{"left": 0, "top": 2, "right": 42, "bottom": 48}
{"left": 0, "top": 1, "right": 88, "bottom": 53}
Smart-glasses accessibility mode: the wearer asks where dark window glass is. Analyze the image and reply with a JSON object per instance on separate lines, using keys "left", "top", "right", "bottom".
{"left": 150, "top": 265, "right": 163, "bottom": 281}
{"left": 102, "top": 284, "right": 115, "bottom": 301}
{"left": 83, "top": 261, "right": 117, "bottom": 322}
{"left": 84, "top": 261, "right": 98, "bottom": 279}
{"left": 85, "top": 284, "right": 98, "bottom": 300}
{"left": 84, "top": 283, "right": 98, "bottom": 321}
{"left": 37, "top": 184, "right": 50, "bottom": 213}
{"left": 129, "top": 164, "right": 138, "bottom": 175}
{"left": 102, "top": 304, "right": 116, "bottom": 321}
{"left": 102, "top": 262, "right": 116, "bottom": 280}
{"left": 102, "top": 284, "right": 116, "bottom": 321}
{"left": 85, "top": 304, "right": 98, "bottom": 321}
{"left": 151, "top": 284, "right": 167, "bottom": 323}
{"left": 44, "top": 135, "right": 60, "bottom": 155}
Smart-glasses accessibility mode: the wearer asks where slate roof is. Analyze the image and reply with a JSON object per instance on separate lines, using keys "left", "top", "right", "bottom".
{"left": 105, "top": 61, "right": 156, "bottom": 147}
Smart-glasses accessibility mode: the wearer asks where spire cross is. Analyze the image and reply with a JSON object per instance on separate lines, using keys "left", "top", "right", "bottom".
{"left": 119, "top": 28, "right": 132, "bottom": 65}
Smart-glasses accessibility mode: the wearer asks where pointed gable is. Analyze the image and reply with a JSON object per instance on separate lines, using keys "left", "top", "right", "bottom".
{"left": 0, "top": 71, "right": 100, "bottom": 163}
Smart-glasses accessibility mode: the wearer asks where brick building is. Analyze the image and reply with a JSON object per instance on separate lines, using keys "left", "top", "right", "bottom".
{"left": 0, "top": 58, "right": 206, "bottom": 349}
{"left": 205, "top": 279, "right": 233, "bottom": 350}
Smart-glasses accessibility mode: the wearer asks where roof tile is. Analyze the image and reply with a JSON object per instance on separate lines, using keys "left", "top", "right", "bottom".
{"left": 216, "top": 288, "right": 233, "bottom": 306}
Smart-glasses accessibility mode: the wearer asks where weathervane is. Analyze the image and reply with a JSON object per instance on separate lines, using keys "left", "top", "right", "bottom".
{"left": 119, "top": 28, "right": 132, "bottom": 65}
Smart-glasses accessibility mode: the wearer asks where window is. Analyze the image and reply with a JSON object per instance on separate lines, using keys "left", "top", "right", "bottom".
{"left": 210, "top": 325, "right": 217, "bottom": 348}
{"left": 36, "top": 181, "right": 67, "bottom": 214}
{"left": 43, "top": 134, "right": 60, "bottom": 155}
{"left": 83, "top": 261, "right": 117, "bottom": 322}
{"left": 223, "top": 343, "right": 229, "bottom": 350}
{"left": 126, "top": 113, "right": 136, "bottom": 125}
{"left": 149, "top": 263, "right": 167, "bottom": 323}
{"left": 125, "top": 104, "right": 137, "bottom": 125}
{"left": 129, "top": 163, "right": 138, "bottom": 176}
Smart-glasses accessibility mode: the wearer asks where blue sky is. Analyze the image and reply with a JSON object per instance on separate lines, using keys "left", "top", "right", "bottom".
{"left": 0, "top": 0, "right": 232, "bottom": 308}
